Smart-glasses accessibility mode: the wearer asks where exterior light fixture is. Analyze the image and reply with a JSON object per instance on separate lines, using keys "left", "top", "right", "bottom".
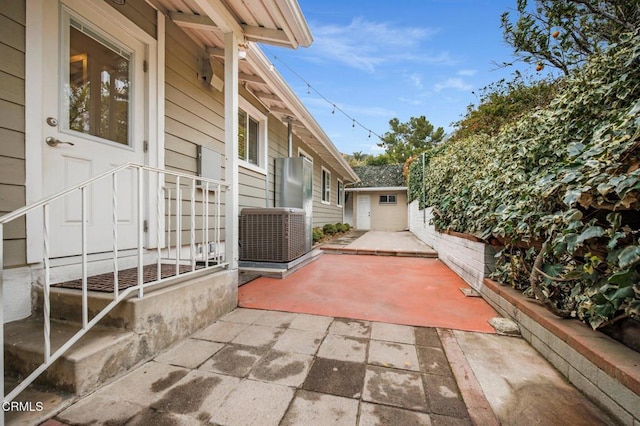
{"left": 238, "top": 43, "right": 248, "bottom": 60}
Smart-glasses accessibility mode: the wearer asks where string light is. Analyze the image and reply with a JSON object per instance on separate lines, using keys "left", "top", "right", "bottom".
{"left": 267, "top": 49, "right": 383, "bottom": 141}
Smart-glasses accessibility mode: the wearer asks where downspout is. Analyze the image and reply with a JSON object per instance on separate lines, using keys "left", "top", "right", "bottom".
{"left": 287, "top": 116, "right": 293, "bottom": 157}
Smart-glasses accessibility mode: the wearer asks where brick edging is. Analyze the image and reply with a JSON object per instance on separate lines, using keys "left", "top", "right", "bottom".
{"left": 482, "top": 278, "right": 640, "bottom": 397}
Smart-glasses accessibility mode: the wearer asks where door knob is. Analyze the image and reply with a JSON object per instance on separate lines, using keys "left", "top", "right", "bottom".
{"left": 45, "top": 137, "right": 75, "bottom": 147}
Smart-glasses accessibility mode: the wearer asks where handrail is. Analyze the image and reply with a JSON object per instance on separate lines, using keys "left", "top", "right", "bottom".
{"left": 0, "top": 163, "right": 229, "bottom": 225}
{"left": 1, "top": 162, "right": 229, "bottom": 410}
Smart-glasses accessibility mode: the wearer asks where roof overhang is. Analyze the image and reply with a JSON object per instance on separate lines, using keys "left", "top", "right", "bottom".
{"left": 150, "top": 0, "right": 313, "bottom": 49}
{"left": 246, "top": 46, "right": 359, "bottom": 182}
{"left": 345, "top": 187, "right": 407, "bottom": 192}
{"left": 146, "top": 0, "right": 357, "bottom": 182}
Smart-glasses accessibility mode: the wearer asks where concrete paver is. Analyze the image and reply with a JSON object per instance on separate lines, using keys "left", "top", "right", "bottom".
{"left": 370, "top": 321, "right": 416, "bottom": 344}
{"left": 272, "top": 328, "right": 325, "bottom": 355}
{"left": 328, "top": 318, "right": 371, "bottom": 338}
{"left": 191, "top": 320, "right": 249, "bottom": 342}
{"left": 254, "top": 310, "right": 299, "bottom": 328}
{"left": 368, "top": 340, "right": 420, "bottom": 371}
{"left": 302, "top": 358, "right": 366, "bottom": 399}
{"left": 208, "top": 380, "right": 295, "bottom": 426}
{"left": 317, "top": 334, "right": 368, "bottom": 362}
{"left": 288, "top": 313, "right": 333, "bottom": 332}
{"left": 417, "top": 345, "right": 453, "bottom": 377}
{"left": 219, "top": 307, "right": 265, "bottom": 324}
{"left": 153, "top": 338, "right": 224, "bottom": 369}
{"left": 362, "top": 365, "right": 428, "bottom": 411}
{"left": 359, "top": 402, "right": 433, "bottom": 426}
{"left": 231, "top": 323, "right": 285, "bottom": 347}
{"left": 249, "top": 350, "right": 314, "bottom": 387}
{"left": 198, "top": 344, "right": 268, "bottom": 377}
{"left": 50, "top": 308, "right": 617, "bottom": 426}
{"left": 281, "top": 390, "right": 359, "bottom": 426}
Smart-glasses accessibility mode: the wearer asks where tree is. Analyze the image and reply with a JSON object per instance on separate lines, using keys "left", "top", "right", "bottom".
{"left": 345, "top": 151, "right": 370, "bottom": 167}
{"left": 378, "top": 116, "right": 445, "bottom": 163}
{"left": 501, "top": 0, "right": 640, "bottom": 75}
{"left": 452, "top": 72, "right": 558, "bottom": 140}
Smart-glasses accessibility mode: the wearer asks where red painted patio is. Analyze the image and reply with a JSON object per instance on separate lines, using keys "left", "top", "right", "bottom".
{"left": 239, "top": 253, "right": 498, "bottom": 333}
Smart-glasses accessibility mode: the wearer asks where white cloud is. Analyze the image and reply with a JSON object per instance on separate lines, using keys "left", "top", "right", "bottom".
{"left": 434, "top": 78, "right": 473, "bottom": 92}
{"left": 410, "top": 73, "right": 423, "bottom": 89}
{"left": 457, "top": 69, "right": 477, "bottom": 76}
{"left": 308, "top": 18, "right": 446, "bottom": 72}
{"left": 398, "top": 97, "right": 424, "bottom": 106}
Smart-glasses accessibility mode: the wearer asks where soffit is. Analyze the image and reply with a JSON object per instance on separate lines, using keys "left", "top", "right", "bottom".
{"left": 149, "top": 0, "right": 358, "bottom": 182}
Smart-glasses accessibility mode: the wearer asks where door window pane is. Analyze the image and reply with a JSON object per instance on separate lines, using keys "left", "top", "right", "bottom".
{"left": 67, "top": 19, "right": 131, "bottom": 145}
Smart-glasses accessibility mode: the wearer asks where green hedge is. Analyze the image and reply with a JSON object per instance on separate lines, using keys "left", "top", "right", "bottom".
{"left": 411, "top": 31, "right": 640, "bottom": 329}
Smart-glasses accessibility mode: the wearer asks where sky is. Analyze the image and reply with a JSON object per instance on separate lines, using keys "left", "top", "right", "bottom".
{"left": 262, "top": 0, "right": 540, "bottom": 156}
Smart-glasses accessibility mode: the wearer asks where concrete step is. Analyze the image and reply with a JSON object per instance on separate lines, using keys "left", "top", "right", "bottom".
{"left": 4, "top": 316, "right": 140, "bottom": 396}
{"left": 5, "top": 268, "right": 237, "bottom": 401}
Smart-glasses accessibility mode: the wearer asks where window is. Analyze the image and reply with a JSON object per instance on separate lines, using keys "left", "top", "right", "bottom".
{"left": 237, "top": 99, "right": 267, "bottom": 171}
{"left": 379, "top": 194, "right": 397, "bottom": 205}
{"left": 337, "top": 179, "right": 344, "bottom": 207}
{"left": 298, "top": 147, "right": 313, "bottom": 162}
{"left": 322, "top": 167, "right": 331, "bottom": 204}
{"left": 65, "top": 17, "right": 132, "bottom": 145}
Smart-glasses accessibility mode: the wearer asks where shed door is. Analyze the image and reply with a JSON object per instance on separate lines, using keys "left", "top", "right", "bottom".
{"left": 40, "top": 0, "right": 146, "bottom": 257}
{"left": 356, "top": 195, "right": 371, "bottom": 230}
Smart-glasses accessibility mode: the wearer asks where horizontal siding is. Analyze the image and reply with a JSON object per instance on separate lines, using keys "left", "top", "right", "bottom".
{"left": 164, "top": 17, "right": 227, "bottom": 242}
{"left": 165, "top": 19, "right": 225, "bottom": 176}
{"left": 311, "top": 159, "right": 344, "bottom": 227}
{"left": 105, "top": 0, "right": 156, "bottom": 38}
{"left": 0, "top": 0, "right": 25, "bottom": 267}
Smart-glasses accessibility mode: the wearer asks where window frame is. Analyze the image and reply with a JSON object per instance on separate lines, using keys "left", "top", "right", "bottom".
{"left": 238, "top": 97, "right": 268, "bottom": 174}
{"left": 379, "top": 194, "right": 397, "bottom": 205}
{"left": 337, "top": 179, "right": 344, "bottom": 207}
{"left": 298, "top": 147, "right": 313, "bottom": 163}
{"left": 321, "top": 166, "right": 331, "bottom": 205}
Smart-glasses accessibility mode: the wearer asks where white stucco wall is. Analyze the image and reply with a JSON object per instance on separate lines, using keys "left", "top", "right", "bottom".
{"left": 408, "top": 201, "right": 498, "bottom": 291}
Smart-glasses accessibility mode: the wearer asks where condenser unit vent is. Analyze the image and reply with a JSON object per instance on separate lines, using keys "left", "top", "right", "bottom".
{"left": 240, "top": 207, "right": 307, "bottom": 262}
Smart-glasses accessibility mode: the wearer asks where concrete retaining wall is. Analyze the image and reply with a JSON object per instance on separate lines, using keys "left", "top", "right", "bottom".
{"left": 407, "top": 200, "right": 640, "bottom": 425}
{"left": 408, "top": 201, "right": 498, "bottom": 291}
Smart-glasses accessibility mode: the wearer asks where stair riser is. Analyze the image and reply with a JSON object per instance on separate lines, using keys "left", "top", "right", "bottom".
{"left": 7, "top": 270, "right": 237, "bottom": 395}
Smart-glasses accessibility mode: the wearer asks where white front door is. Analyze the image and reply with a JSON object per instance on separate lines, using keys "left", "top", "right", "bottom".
{"left": 357, "top": 195, "right": 371, "bottom": 230}
{"left": 41, "top": 0, "right": 146, "bottom": 257}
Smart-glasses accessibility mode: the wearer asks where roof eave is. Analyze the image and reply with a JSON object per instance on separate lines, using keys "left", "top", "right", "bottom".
{"left": 247, "top": 46, "right": 359, "bottom": 182}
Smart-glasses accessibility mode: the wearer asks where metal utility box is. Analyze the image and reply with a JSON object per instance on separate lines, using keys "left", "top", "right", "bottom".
{"left": 239, "top": 207, "right": 307, "bottom": 262}
{"left": 275, "top": 157, "right": 313, "bottom": 253}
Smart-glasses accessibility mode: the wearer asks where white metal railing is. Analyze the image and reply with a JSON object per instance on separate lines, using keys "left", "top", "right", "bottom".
{"left": 0, "top": 163, "right": 228, "bottom": 406}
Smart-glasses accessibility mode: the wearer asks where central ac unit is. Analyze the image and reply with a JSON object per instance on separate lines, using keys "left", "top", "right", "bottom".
{"left": 239, "top": 207, "right": 308, "bottom": 262}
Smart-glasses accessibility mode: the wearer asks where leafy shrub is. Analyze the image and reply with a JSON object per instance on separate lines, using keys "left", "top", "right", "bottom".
{"left": 312, "top": 227, "right": 324, "bottom": 243}
{"left": 335, "top": 223, "right": 348, "bottom": 233}
{"left": 413, "top": 31, "right": 640, "bottom": 329}
{"left": 322, "top": 223, "right": 337, "bottom": 235}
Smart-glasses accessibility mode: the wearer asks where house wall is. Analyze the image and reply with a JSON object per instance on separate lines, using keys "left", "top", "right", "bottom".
{"left": 310, "top": 158, "right": 344, "bottom": 227}
{"left": 351, "top": 190, "right": 408, "bottom": 231}
{"left": 0, "top": 1, "right": 27, "bottom": 268}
